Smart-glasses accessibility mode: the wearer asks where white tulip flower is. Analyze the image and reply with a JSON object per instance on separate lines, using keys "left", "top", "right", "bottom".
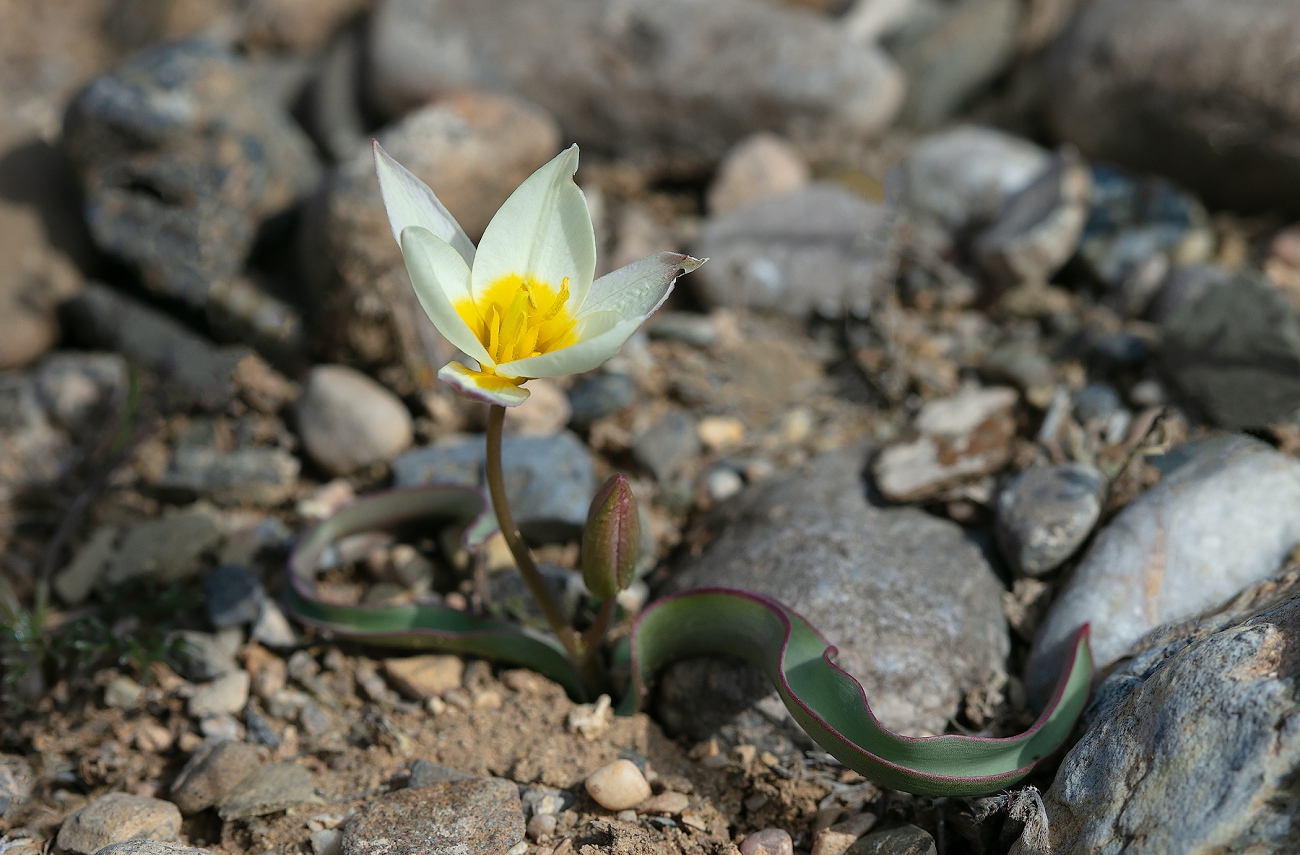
{"left": 374, "top": 142, "right": 705, "bottom": 407}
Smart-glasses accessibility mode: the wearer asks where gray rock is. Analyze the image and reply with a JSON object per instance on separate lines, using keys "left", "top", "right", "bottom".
{"left": 188, "top": 670, "right": 251, "bottom": 718}
{"left": 296, "top": 366, "right": 413, "bottom": 476}
{"left": 342, "top": 778, "right": 524, "bottom": 855}
{"left": 903, "top": 127, "right": 1051, "bottom": 241}
{"left": 159, "top": 446, "right": 300, "bottom": 507}
{"left": 62, "top": 40, "right": 318, "bottom": 308}
{"left": 1043, "top": 0, "right": 1300, "bottom": 212}
{"left": 0, "top": 371, "right": 73, "bottom": 492}
{"left": 367, "top": 0, "right": 902, "bottom": 164}
{"left": 1161, "top": 272, "right": 1300, "bottom": 429}
{"left": 1027, "top": 435, "right": 1300, "bottom": 706}
{"left": 488, "top": 562, "right": 588, "bottom": 629}
{"left": 664, "top": 447, "right": 1009, "bottom": 736}
{"left": 55, "top": 793, "right": 181, "bottom": 855}
{"left": 706, "top": 133, "right": 810, "bottom": 217}
{"left": 567, "top": 372, "right": 636, "bottom": 430}
{"left": 170, "top": 631, "right": 238, "bottom": 681}
{"left": 1072, "top": 382, "right": 1123, "bottom": 425}
{"left": 105, "top": 503, "right": 224, "bottom": 587}
{"left": 0, "top": 754, "right": 33, "bottom": 820}
{"left": 1077, "top": 165, "right": 1209, "bottom": 291}
{"left": 53, "top": 526, "right": 118, "bottom": 607}
{"left": 392, "top": 432, "right": 596, "bottom": 542}
{"left": 170, "top": 737, "right": 262, "bottom": 815}
{"left": 33, "top": 352, "right": 128, "bottom": 434}
{"left": 205, "top": 565, "right": 265, "bottom": 628}
{"left": 251, "top": 600, "right": 298, "bottom": 648}
{"left": 996, "top": 464, "right": 1105, "bottom": 577}
{"left": 848, "top": 824, "right": 936, "bottom": 855}
{"left": 302, "top": 92, "right": 558, "bottom": 372}
{"left": 104, "top": 675, "right": 144, "bottom": 709}
{"left": 693, "top": 183, "right": 894, "bottom": 319}
{"left": 96, "top": 843, "right": 216, "bottom": 855}
{"left": 217, "top": 762, "right": 317, "bottom": 820}
{"left": 1013, "top": 587, "right": 1300, "bottom": 854}
{"left": 975, "top": 151, "right": 1091, "bottom": 289}
{"left": 62, "top": 283, "right": 249, "bottom": 410}
{"left": 632, "top": 408, "right": 700, "bottom": 484}
{"left": 408, "top": 760, "right": 471, "bottom": 788}
{"left": 889, "top": 0, "right": 1021, "bottom": 129}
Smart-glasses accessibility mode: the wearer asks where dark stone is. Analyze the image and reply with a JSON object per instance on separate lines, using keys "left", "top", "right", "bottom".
{"left": 205, "top": 564, "right": 265, "bottom": 628}
{"left": 1161, "top": 273, "right": 1300, "bottom": 428}
{"left": 567, "top": 371, "right": 636, "bottom": 430}
{"left": 632, "top": 408, "right": 700, "bottom": 483}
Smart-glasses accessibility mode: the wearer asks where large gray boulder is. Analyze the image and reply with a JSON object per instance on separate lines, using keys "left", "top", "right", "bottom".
{"left": 1043, "top": 0, "right": 1300, "bottom": 211}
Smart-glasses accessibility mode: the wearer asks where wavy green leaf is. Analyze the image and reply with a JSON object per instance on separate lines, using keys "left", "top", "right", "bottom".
{"left": 284, "top": 484, "right": 1092, "bottom": 796}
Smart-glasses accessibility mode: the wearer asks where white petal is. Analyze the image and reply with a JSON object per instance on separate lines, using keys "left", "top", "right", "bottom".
{"left": 375, "top": 141, "right": 476, "bottom": 265}
{"left": 438, "top": 361, "right": 531, "bottom": 407}
{"left": 495, "top": 312, "right": 640, "bottom": 379}
{"left": 578, "top": 252, "right": 706, "bottom": 319}
{"left": 400, "top": 226, "right": 493, "bottom": 367}
{"left": 471, "top": 144, "right": 596, "bottom": 306}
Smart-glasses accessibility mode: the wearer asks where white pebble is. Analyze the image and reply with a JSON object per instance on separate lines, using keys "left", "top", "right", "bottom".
{"left": 584, "top": 759, "right": 652, "bottom": 811}
{"left": 311, "top": 829, "right": 342, "bottom": 855}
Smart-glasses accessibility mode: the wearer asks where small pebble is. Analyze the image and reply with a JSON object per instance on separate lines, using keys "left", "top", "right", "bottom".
{"left": 188, "top": 670, "right": 251, "bottom": 718}
{"left": 133, "top": 723, "right": 174, "bottom": 753}
{"left": 584, "top": 759, "right": 652, "bottom": 811}
{"left": 383, "top": 655, "right": 465, "bottom": 699}
{"left": 638, "top": 791, "right": 689, "bottom": 815}
{"left": 527, "top": 813, "right": 557, "bottom": 841}
{"left": 740, "top": 829, "right": 794, "bottom": 855}
{"left": 171, "top": 737, "right": 261, "bottom": 815}
{"left": 697, "top": 416, "right": 746, "bottom": 452}
{"left": 704, "top": 468, "right": 745, "bottom": 503}
{"left": 311, "top": 828, "right": 343, "bottom": 855}
{"left": 105, "top": 675, "right": 144, "bottom": 709}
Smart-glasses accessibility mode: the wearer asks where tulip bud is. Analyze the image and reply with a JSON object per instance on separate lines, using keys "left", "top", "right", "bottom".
{"left": 581, "top": 474, "right": 641, "bottom": 598}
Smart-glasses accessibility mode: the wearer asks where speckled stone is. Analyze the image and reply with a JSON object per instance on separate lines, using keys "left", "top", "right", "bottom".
{"left": 55, "top": 793, "right": 181, "bottom": 855}
{"left": 96, "top": 842, "right": 217, "bottom": 855}
{"left": 996, "top": 463, "right": 1105, "bottom": 577}
{"left": 170, "top": 737, "right": 261, "bottom": 815}
{"left": 342, "top": 778, "right": 524, "bottom": 855}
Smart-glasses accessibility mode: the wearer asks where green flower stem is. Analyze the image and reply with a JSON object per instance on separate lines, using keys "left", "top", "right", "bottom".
{"left": 485, "top": 405, "right": 586, "bottom": 665}
{"left": 582, "top": 596, "right": 617, "bottom": 662}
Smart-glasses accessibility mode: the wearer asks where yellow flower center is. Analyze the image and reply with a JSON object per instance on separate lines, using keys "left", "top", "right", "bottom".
{"left": 456, "top": 274, "right": 578, "bottom": 371}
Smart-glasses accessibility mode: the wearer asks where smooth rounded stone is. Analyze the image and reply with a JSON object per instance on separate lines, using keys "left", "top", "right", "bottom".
{"left": 158, "top": 446, "right": 300, "bottom": 507}
{"left": 310, "top": 829, "right": 343, "bottom": 855}
{"left": 1161, "top": 272, "right": 1300, "bottom": 429}
{"left": 665, "top": 447, "right": 1009, "bottom": 736}
{"left": 34, "top": 352, "right": 128, "bottom": 434}
{"left": 342, "top": 778, "right": 523, "bottom": 855}
{"left": 367, "top": 0, "right": 902, "bottom": 163}
{"left": 297, "top": 366, "right": 413, "bottom": 477}
{"left": 104, "top": 675, "right": 144, "bottom": 709}
{"left": 638, "top": 791, "right": 689, "bottom": 815}
{"left": 1027, "top": 435, "right": 1300, "bottom": 706}
{"left": 170, "top": 737, "right": 261, "bottom": 815}
{"left": 974, "top": 150, "right": 1091, "bottom": 289}
{"left": 303, "top": 92, "right": 558, "bottom": 370}
{"left": 408, "top": 760, "right": 472, "bottom": 788}
{"left": 740, "top": 829, "right": 794, "bottom": 855}
{"left": 105, "top": 502, "right": 224, "bottom": 587}
{"left": 62, "top": 40, "right": 318, "bottom": 310}
{"left": 96, "top": 843, "right": 216, "bottom": 855}
{"left": 250, "top": 600, "right": 298, "bottom": 648}
{"left": 217, "top": 762, "right": 317, "bottom": 820}
{"left": 584, "top": 760, "right": 651, "bottom": 811}
{"left": 205, "top": 565, "right": 265, "bottom": 628}
{"left": 392, "top": 432, "right": 596, "bottom": 542}
{"left": 188, "top": 670, "right": 251, "bottom": 718}
{"left": 846, "top": 824, "right": 936, "bottom": 855}
{"left": 1014, "top": 593, "right": 1300, "bottom": 855}
{"left": 887, "top": 0, "right": 1020, "bottom": 129}
{"left": 1044, "top": 0, "right": 1300, "bottom": 212}
{"left": 382, "top": 656, "right": 464, "bottom": 700}
{"left": 707, "top": 133, "right": 811, "bottom": 216}
{"left": 632, "top": 408, "right": 700, "bottom": 484}
{"left": 996, "top": 464, "right": 1104, "bottom": 578}
{"left": 1072, "top": 382, "right": 1123, "bottom": 425}
{"left": 902, "top": 126, "right": 1051, "bottom": 239}
{"left": 693, "top": 183, "right": 894, "bottom": 319}
{"left": 567, "top": 372, "right": 636, "bottom": 430}
{"left": 0, "top": 754, "right": 33, "bottom": 820}
{"left": 55, "top": 793, "right": 181, "bottom": 855}
{"left": 170, "top": 630, "right": 238, "bottom": 681}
